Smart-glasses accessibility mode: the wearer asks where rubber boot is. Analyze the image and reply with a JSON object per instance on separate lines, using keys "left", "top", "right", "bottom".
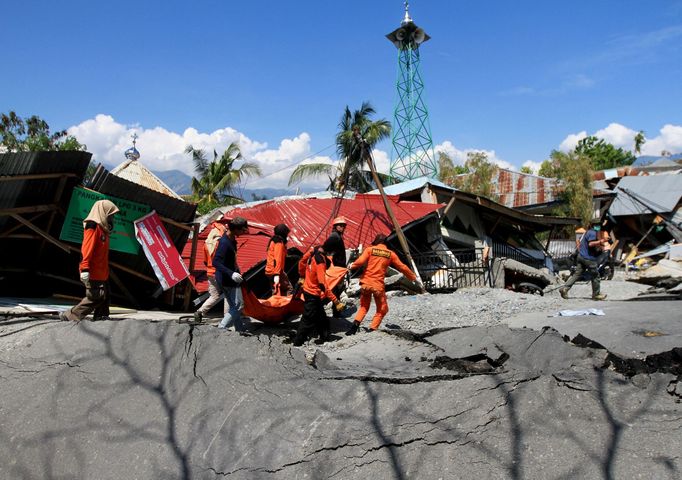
{"left": 345, "top": 321, "right": 360, "bottom": 336}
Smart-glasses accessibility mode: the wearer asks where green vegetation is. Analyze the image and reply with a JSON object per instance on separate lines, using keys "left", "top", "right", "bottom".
{"left": 0, "top": 111, "right": 86, "bottom": 152}
{"left": 574, "top": 136, "right": 636, "bottom": 170}
{"left": 288, "top": 101, "right": 391, "bottom": 193}
{"left": 541, "top": 150, "right": 594, "bottom": 225}
{"left": 439, "top": 151, "right": 499, "bottom": 201}
{"left": 185, "top": 143, "right": 262, "bottom": 215}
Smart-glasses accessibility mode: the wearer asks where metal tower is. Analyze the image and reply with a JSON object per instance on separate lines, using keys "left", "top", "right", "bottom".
{"left": 387, "top": 1, "right": 437, "bottom": 181}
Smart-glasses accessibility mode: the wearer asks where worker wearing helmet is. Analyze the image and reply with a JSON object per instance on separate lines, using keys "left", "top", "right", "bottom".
{"left": 346, "top": 234, "right": 417, "bottom": 335}
{"left": 325, "top": 216, "right": 348, "bottom": 317}
{"left": 265, "top": 223, "right": 291, "bottom": 296}
{"left": 60, "top": 199, "right": 120, "bottom": 322}
{"left": 326, "top": 216, "right": 347, "bottom": 267}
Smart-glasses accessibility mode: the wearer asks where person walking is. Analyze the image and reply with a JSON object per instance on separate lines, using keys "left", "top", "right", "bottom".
{"left": 293, "top": 240, "right": 343, "bottom": 346}
{"left": 214, "top": 217, "right": 250, "bottom": 332}
{"left": 346, "top": 234, "right": 417, "bottom": 335}
{"left": 193, "top": 222, "right": 227, "bottom": 322}
{"left": 61, "top": 199, "right": 120, "bottom": 322}
{"left": 560, "top": 223, "right": 609, "bottom": 300}
{"left": 265, "top": 223, "right": 291, "bottom": 296}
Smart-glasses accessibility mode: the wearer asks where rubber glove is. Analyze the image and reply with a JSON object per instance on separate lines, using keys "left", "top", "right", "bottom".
{"left": 80, "top": 271, "right": 90, "bottom": 284}
{"left": 231, "top": 272, "right": 243, "bottom": 284}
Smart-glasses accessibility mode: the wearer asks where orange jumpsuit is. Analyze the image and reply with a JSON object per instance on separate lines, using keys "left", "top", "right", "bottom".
{"left": 349, "top": 243, "right": 416, "bottom": 330}
{"left": 266, "top": 239, "right": 288, "bottom": 295}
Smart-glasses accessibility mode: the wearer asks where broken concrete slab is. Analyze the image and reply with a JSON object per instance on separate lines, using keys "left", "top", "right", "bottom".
{"left": 1, "top": 299, "right": 681, "bottom": 479}
{"left": 505, "top": 299, "right": 682, "bottom": 360}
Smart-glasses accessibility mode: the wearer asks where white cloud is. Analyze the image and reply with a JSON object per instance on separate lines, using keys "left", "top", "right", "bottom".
{"left": 68, "top": 115, "right": 334, "bottom": 190}
{"left": 558, "top": 131, "right": 588, "bottom": 151}
{"left": 522, "top": 160, "right": 543, "bottom": 175}
{"left": 558, "top": 123, "right": 682, "bottom": 156}
{"left": 641, "top": 124, "right": 682, "bottom": 156}
{"left": 434, "top": 141, "right": 515, "bottom": 170}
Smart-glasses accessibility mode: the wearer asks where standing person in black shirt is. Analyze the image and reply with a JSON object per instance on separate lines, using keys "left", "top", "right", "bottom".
{"left": 325, "top": 216, "right": 348, "bottom": 317}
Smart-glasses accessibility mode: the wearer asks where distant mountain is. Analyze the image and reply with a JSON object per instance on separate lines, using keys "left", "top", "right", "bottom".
{"left": 153, "top": 169, "right": 193, "bottom": 195}
{"left": 633, "top": 154, "right": 682, "bottom": 166}
{"left": 151, "top": 169, "right": 312, "bottom": 200}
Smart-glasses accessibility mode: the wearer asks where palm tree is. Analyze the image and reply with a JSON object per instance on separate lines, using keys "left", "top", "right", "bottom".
{"left": 186, "top": 142, "right": 262, "bottom": 213}
{"left": 634, "top": 130, "right": 646, "bottom": 155}
{"left": 288, "top": 101, "right": 391, "bottom": 193}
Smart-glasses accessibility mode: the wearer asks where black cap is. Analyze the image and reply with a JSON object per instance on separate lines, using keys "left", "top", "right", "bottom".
{"left": 229, "top": 216, "right": 248, "bottom": 230}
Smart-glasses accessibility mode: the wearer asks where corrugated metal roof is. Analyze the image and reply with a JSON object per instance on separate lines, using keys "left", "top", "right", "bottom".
{"left": 374, "top": 176, "right": 453, "bottom": 195}
{"left": 493, "top": 169, "right": 558, "bottom": 208}
{"left": 110, "top": 159, "right": 183, "bottom": 200}
{"left": 609, "top": 174, "right": 682, "bottom": 216}
{"left": 183, "top": 193, "right": 443, "bottom": 292}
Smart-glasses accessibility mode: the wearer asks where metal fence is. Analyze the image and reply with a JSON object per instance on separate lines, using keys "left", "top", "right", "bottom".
{"left": 491, "top": 242, "right": 546, "bottom": 270}
{"left": 412, "top": 248, "right": 491, "bottom": 292}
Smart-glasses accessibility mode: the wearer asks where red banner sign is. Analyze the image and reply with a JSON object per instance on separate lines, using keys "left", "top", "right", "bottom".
{"left": 134, "top": 211, "right": 189, "bottom": 290}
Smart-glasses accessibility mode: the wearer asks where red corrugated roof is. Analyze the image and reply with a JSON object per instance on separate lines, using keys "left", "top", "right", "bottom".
{"left": 183, "top": 194, "right": 442, "bottom": 293}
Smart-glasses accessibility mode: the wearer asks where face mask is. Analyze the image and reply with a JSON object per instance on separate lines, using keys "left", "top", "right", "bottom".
{"left": 593, "top": 226, "right": 601, "bottom": 231}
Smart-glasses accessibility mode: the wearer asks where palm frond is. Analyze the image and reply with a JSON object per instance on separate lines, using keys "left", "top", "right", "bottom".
{"left": 288, "top": 163, "right": 335, "bottom": 186}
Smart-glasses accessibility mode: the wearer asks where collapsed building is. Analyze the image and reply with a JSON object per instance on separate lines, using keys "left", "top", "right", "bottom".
{"left": 0, "top": 150, "right": 197, "bottom": 310}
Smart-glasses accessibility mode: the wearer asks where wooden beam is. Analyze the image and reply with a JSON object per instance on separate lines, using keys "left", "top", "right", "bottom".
{"left": 0, "top": 211, "right": 48, "bottom": 237}
{"left": 109, "top": 270, "right": 140, "bottom": 308}
{"left": 182, "top": 222, "right": 200, "bottom": 311}
{"left": 10, "top": 214, "right": 70, "bottom": 253}
{"left": 0, "top": 205, "right": 57, "bottom": 216}
{"left": 361, "top": 142, "right": 426, "bottom": 293}
{"left": 158, "top": 215, "right": 194, "bottom": 232}
{"left": 62, "top": 244, "right": 158, "bottom": 283}
{"left": 0, "top": 173, "right": 77, "bottom": 182}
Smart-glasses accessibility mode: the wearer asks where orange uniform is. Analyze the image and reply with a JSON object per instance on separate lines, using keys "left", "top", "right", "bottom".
{"left": 302, "top": 249, "right": 337, "bottom": 303}
{"left": 265, "top": 241, "right": 286, "bottom": 276}
{"left": 79, "top": 222, "right": 110, "bottom": 281}
{"left": 349, "top": 243, "right": 416, "bottom": 330}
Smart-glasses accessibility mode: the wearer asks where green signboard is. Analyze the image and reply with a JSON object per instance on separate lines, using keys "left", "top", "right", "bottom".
{"left": 59, "top": 187, "right": 151, "bottom": 254}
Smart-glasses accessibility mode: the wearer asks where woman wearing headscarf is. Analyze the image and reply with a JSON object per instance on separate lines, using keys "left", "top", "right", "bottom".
{"left": 61, "top": 199, "right": 120, "bottom": 322}
{"left": 265, "top": 223, "right": 291, "bottom": 296}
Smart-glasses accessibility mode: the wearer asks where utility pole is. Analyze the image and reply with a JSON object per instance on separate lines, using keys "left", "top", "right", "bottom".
{"left": 355, "top": 131, "right": 426, "bottom": 293}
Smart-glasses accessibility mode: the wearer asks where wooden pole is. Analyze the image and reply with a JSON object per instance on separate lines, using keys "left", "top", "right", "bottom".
{"left": 359, "top": 139, "right": 426, "bottom": 293}
{"left": 182, "top": 222, "right": 200, "bottom": 312}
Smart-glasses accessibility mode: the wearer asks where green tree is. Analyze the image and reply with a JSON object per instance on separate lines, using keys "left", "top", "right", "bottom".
{"left": 519, "top": 165, "right": 534, "bottom": 174}
{"left": 437, "top": 151, "right": 469, "bottom": 185}
{"left": 450, "top": 152, "right": 499, "bottom": 200}
{"left": 633, "top": 130, "right": 646, "bottom": 155}
{"left": 547, "top": 150, "right": 593, "bottom": 225}
{"left": 538, "top": 159, "right": 556, "bottom": 178}
{"left": 288, "top": 101, "right": 391, "bottom": 193}
{"left": 0, "top": 111, "right": 86, "bottom": 152}
{"left": 574, "top": 136, "right": 635, "bottom": 170}
{"left": 185, "top": 143, "right": 262, "bottom": 214}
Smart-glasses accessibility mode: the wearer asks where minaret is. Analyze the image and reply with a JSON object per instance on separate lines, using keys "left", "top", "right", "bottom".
{"left": 387, "top": 1, "right": 438, "bottom": 181}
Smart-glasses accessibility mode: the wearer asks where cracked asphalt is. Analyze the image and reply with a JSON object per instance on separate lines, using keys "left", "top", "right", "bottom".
{"left": 0, "top": 281, "right": 680, "bottom": 479}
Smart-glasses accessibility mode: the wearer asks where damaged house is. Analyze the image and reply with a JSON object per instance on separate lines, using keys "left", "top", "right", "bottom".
{"left": 0, "top": 150, "right": 197, "bottom": 310}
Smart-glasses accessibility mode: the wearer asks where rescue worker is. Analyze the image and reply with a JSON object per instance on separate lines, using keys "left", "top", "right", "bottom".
{"left": 215, "top": 217, "right": 250, "bottom": 333}
{"left": 560, "top": 222, "right": 609, "bottom": 301}
{"left": 325, "top": 216, "right": 347, "bottom": 268}
{"left": 346, "top": 234, "right": 417, "bottom": 335}
{"left": 265, "top": 223, "right": 291, "bottom": 296}
{"left": 325, "top": 216, "right": 347, "bottom": 317}
{"left": 193, "top": 222, "right": 228, "bottom": 322}
{"left": 60, "top": 199, "right": 120, "bottom": 322}
{"left": 293, "top": 239, "right": 343, "bottom": 346}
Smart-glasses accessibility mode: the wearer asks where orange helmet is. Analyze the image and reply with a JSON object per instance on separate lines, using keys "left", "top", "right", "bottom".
{"left": 332, "top": 216, "right": 347, "bottom": 226}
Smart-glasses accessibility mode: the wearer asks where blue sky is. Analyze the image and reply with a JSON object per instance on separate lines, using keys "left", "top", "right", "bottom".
{"left": 3, "top": 0, "right": 682, "bottom": 190}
